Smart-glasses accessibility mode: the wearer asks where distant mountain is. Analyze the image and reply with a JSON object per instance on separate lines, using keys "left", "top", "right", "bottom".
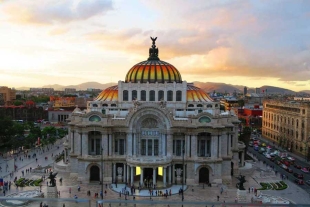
{"left": 15, "top": 81, "right": 310, "bottom": 94}
{"left": 42, "top": 82, "right": 116, "bottom": 90}
{"left": 193, "top": 82, "right": 241, "bottom": 93}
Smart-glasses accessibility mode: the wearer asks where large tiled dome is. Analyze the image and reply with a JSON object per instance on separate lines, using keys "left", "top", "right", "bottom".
{"left": 125, "top": 60, "right": 182, "bottom": 83}
{"left": 95, "top": 85, "right": 118, "bottom": 101}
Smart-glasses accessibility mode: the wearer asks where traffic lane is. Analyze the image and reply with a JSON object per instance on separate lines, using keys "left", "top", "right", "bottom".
{"left": 248, "top": 147, "right": 310, "bottom": 190}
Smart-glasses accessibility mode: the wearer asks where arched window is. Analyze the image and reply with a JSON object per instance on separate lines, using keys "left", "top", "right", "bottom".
{"left": 102, "top": 104, "right": 108, "bottom": 107}
{"left": 111, "top": 104, "right": 116, "bottom": 107}
{"left": 188, "top": 104, "right": 194, "bottom": 107}
{"left": 207, "top": 104, "right": 212, "bottom": 108}
{"left": 123, "top": 90, "right": 128, "bottom": 101}
{"left": 149, "top": 90, "right": 155, "bottom": 101}
{"left": 167, "top": 90, "right": 173, "bottom": 101}
{"left": 158, "top": 90, "right": 164, "bottom": 101}
{"left": 141, "top": 90, "right": 146, "bottom": 101}
{"left": 93, "top": 104, "right": 98, "bottom": 107}
{"left": 132, "top": 90, "right": 137, "bottom": 101}
{"left": 176, "top": 90, "right": 182, "bottom": 101}
{"left": 197, "top": 104, "right": 203, "bottom": 107}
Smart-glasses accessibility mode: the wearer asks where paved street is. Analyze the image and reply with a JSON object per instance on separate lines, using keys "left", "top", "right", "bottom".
{"left": 1, "top": 137, "right": 310, "bottom": 207}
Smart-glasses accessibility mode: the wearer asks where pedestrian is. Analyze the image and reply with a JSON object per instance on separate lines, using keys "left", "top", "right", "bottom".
{"left": 217, "top": 195, "right": 219, "bottom": 201}
{"left": 63, "top": 204, "right": 65, "bottom": 207}
{"left": 69, "top": 188, "right": 71, "bottom": 194}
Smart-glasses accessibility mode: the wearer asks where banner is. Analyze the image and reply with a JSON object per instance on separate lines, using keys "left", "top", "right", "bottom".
{"left": 0, "top": 178, "right": 3, "bottom": 186}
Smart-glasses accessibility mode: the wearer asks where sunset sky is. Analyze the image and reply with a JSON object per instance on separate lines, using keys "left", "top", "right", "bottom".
{"left": 0, "top": 0, "right": 309, "bottom": 91}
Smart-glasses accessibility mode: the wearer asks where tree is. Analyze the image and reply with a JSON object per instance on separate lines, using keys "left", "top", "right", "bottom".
{"left": 238, "top": 99, "right": 245, "bottom": 109}
{"left": 0, "top": 117, "right": 15, "bottom": 149}
{"left": 13, "top": 100, "right": 24, "bottom": 106}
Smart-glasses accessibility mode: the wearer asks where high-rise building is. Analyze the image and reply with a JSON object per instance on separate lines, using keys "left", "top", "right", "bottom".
{"left": 63, "top": 39, "right": 244, "bottom": 186}
{"left": 0, "top": 86, "right": 16, "bottom": 106}
{"left": 243, "top": 87, "right": 247, "bottom": 96}
{"left": 262, "top": 99, "right": 310, "bottom": 159}
{"left": 255, "top": 88, "right": 260, "bottom": 94}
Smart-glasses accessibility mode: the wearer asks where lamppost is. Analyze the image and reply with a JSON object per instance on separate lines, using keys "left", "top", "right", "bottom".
{"left": 101, "top": 147, "right": 104, "bottom": 199}
{"left": 182, "top": 147, "right": 185, "bottom": 202}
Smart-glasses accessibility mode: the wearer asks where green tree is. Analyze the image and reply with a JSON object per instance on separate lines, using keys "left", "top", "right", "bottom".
{"left": 42, "top": 126, "right": 57, "bottom": 138}
{"left": 238, "top": 99, "right": 245, "bottom": 109}
{"left": 13, "top": 100, "right": 24, "bottom": 106}
{"left": 0, "top": 117, "right": 15, "bottom": 149}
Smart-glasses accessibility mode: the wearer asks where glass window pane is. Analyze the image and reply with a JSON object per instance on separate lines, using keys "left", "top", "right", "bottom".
{"left": 148, "top": 140, "right": 152, "bottom": 155}
{"left": 123, "top": 90, "right": 128, "bottom": 101}
{"left": 158, "top": 90, "right": 164, "bottom": 101}
{"left": 141, "top": 90, "right": 146, "bottom": 101}
{"left": 150, "top": 90, "right": 155, "bottom": 101}
{"left": 132, "top": 90, "right": 137, "bottom": 100}
{"left": 141, "top": 140, "right": 146, "bottom": 155}
{"left": 154, "top": 140, "right": 158, "bottom": 156}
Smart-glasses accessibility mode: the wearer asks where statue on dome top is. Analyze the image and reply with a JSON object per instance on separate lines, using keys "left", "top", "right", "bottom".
{"left": 148, "top": 37, "right": 159, "bottom": 61}
{"left": 150, "top": 36, "right": 157, "bottom": 46}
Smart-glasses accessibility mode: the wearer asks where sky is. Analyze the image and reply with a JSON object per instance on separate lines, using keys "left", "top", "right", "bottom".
{"left": 0, "top": 0, "right": 310, "bottom": 91}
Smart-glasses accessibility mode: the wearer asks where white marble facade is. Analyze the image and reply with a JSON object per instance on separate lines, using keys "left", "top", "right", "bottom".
{"left": 67, "top": 40, "right": 241, "bottom": 186}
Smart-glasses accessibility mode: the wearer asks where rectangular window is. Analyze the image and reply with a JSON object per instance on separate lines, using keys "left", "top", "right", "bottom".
{"left": 119, "top": 139, "right": 125, "bottom": 155}
{"left": 141, "top": 139, "right": 146, "bottom": 155}
{"left": 91, "top": 139, "right": 95, "bottom": 152}
{"left": 154, "top": 140, "right": 158, "bottom": 156}
{"left": 114, "top": 140, "right": 118, "bottom": 153}
{"left": 96, "top": 139, "right": 101, "bottom": 155}
{"left": 148, "top": 140, "right": 152, "bottom": 156}
{"left": 173, "top": 140, "right": 175, "bottom": 154}
{"left": 200, "top": 140, "right": 205, "bottom": 156}
{"left": 207, "top": 140, "right": 211, "bottom": 156}
{"left": 176, "top": 140, "right": 181, "bottom": 156}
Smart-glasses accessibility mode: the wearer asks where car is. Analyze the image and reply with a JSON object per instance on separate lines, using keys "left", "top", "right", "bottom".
{"left": 294, "top": 164, "right": 302, "bottom": 169}
{"left": 306, "top": 180, "right": 310, "bottom": 186}
{"left": 294, "top": 179, "right": 304, "bottom": 185}
{"left": 301, "top": 167, "right": 309, "bottom": 173}
{"left": 249, "top": 142, "right": 253, "bottom": 147}
{"left": 270, "top": 157, "right": 275, "bottom": 162}
{"left": 259, "top": 147, "right": 266, "bottom": 154}
{"left": 281, "top": 164, "right": 288, "bottom": 170}
{"left": 293, "top": 173, "right": 304, "bottom": 179}
{"left": 265, "top": 154, "right": 271, "bottom": 159}
{"left": 261, "top": 142, "right": 266, "bottom": 147}
{"left": 276, "top": 160, "right": 281, "bottom": 165}
{"left": 254, "top": 145, "right": 259, "bottom": 151}
{"left": 287, "top": 156, "right": 295, "bottom": 161}
{"left": 286, "top": 168, "right": 293, "bottom": 173}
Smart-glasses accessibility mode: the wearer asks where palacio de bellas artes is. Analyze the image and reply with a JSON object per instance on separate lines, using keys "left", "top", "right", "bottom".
{"left": 64, "top": 37, "right": 244, "bottom": 188}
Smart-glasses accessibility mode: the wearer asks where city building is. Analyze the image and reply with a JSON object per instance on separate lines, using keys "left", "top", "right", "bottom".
{"left": 30, "top": 88, "right": 54, "bottom": 94}
{"left": 237, "top": 105, "right": 262, "bottom": 129}
{"left": 262, "top": 99, "right": 310, "bottom": 160}
{"left": 65, "top": 39, "right": 243, "bottom": 186}
{"left": 243, "top": 87, "right": 247, "bottom": 96}
{"left": 0, "top": 86, "right": 16, "bottom": 106}
{"left": 64, "top": 88, "right": 76, "bottom": 95}
{"left": 220, "top": 96, "right": 239, "bottom": 111}
{"left": 255, "top": 88, "right": 261, "bottom": 94}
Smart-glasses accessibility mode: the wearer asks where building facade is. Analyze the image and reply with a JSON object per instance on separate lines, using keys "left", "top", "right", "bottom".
{"left": 0, "top": 86, "right": 16, "bottom": 106}
{"left": 262, "top": 99, "right": 310, "bottom": 159}
{"left": 66, "top": 39, "right": 242, "bottom": 186}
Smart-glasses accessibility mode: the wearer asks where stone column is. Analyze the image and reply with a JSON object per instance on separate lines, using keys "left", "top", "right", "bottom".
{"left": 241, "top": 151, "right": 245, "bottom": 166}
{"left": 133, "top": 133, "right": 136, "bottom": 156}
{"left": 191, "top": 135, "right": 197, "bottom": 158}
{"left": 168, "top": 165, "right": 172, "bottom": 185}
{"left": 127, "top": 133, "right": 132, "bottom": 156}
{"left": 78, "top": 132, "right": 82, "bottom": 156}
{"left": 130, "top": 166, "right": 134, "bottom": 185}
{"left": 218, "top": 133, "right": 222, "bottom": 158}
{"left": 71, "top": 130, "right": 75, "bottom": 153}
{"left": 211, "top": 134, "right": 217, "bottom": 158}
{"left": 113, "top": 163, "right": 116, "bottom": 183}
{"left": 82, "top": 133, "right": 88, "bottom": 156}
{"left": 127, "top": 165, "right": 130, "bottom": 184}
{"left": 183, "top": 165, "right": 186, "bottom": 185}
{"left": 109, "top": 134, "right": 112, "bottom": 156}
{"left": 153, "top": 168, "right": 156, "bottom": 185}
{"left": 172, "top": 164, "right": 175, "bottom": 184}
{"left": 186, "top": 135, "right": 190, "bottom": 157}
{"left": 167, "top": 134, "right": 173, "bottom": 157}
{"left": 163, "top": 167, "right": 167, "bottom": 187}
{"left": 124, "top": 164, "right": 127, "bottom": 182}
{"left": 140, "top": 167, "right": 144, "bottom": 186}
{"left": 102, "top": 134, "right": 108, "bottom": 156}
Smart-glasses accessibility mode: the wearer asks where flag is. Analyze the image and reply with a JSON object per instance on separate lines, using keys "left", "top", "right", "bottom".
{"left": 0, "top": 178, "right": 3, "bottom": 186}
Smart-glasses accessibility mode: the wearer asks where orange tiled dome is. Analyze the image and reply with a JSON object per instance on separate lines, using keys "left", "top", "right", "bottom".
{"left": 187, "top": 85, "right": 213, "bottom": 102}
{"left": 95, "top": 85, "right": 118, "bottom": 101}
{"left": 125, "top": 60, "right": 182, "bottom": 83}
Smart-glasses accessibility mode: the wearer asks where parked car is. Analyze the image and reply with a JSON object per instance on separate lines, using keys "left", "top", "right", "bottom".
{"left": 249, "top": 141, "right": 253, "bottom": 147}
{"left": 281, "top": 164, "right": 288, "bottom": 170}
{"left": 301, "top": 168, "right": 309, "bottom": 173}
{"left": 254, "top": 145, "right": 259, "bottom": 151}
{"left": 294, "top": 164, "right": 302, "bottom": 169}
{"left": 265, "top": 154, "right": 271, "bottom": 159}
{"left": 306, "top": 180, "right": 310, "bottom": 186}
{"left": 259, "top": 147, "right": 266, "bottom": 154}
{"left": 293, "top": 173, "right": 304, "bottom": 179}
{"left": 286, "top": 168, "right": 293, "bottom": 173}
{"left": 261, "top": 142, "right": 266, "bottom": 147}
{"left": 294, "top": 179, "right": 304, "bottom": 185}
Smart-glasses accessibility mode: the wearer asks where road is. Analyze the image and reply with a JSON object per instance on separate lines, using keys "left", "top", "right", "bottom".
{"left": 248, "top": 137, "right": 310, "bottom": 194}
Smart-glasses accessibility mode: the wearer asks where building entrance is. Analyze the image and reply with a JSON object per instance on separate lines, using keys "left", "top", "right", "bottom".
{"left": 90, "top": 165, "right": 100, "bottom": 181}
{"left": 199, "top": 167, "right": 209, "bottom": 184}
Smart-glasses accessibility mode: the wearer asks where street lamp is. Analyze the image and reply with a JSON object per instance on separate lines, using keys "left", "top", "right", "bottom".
{"left": 182, "top": 147, "right": 185, "bottom": 202}
{"left": 101, "top": 147, "right": 104, "bottom": 199}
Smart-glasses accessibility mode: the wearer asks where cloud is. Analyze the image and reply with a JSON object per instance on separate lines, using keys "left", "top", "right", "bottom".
{"left": 2, "top": 0, "right": 113, "bottom": 25}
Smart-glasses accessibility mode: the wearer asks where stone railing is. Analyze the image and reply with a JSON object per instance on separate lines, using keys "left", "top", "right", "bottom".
{"left": 126, "top": 156, "right": 172, "bottom": 165}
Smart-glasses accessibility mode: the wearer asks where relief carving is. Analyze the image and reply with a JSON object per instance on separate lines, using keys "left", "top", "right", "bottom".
{"left": 142, "top": 118, "right": 158, "bottom": 128}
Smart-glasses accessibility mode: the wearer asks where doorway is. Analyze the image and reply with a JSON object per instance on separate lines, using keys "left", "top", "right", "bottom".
{"left": 199, "top": 167, "right": 209, "bottom": 184}
{"left": 90, "top": 165, "right": 100, "bottom": 181}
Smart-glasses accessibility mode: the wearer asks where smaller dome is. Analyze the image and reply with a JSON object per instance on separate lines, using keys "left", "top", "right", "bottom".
{"left": 95, "top": 85, "right": 118, "bottom": 101}
{"left": 187, "top": 85, "right": 213, "bottom": 102}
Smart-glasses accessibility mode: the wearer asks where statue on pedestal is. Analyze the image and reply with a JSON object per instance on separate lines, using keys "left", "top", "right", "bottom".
{"left": 236, "top": 174, "right": 246, "bottom": 190}
{"left": 48, "top": 172, "right": 58, "bottom": 187}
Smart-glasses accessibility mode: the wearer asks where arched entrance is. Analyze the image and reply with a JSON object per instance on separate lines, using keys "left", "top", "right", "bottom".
{"left": 90, "top": 166, "right": 100, "bottom": 181}
{"left": 199, "top": 167, "right": 209, "bottom": 184}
